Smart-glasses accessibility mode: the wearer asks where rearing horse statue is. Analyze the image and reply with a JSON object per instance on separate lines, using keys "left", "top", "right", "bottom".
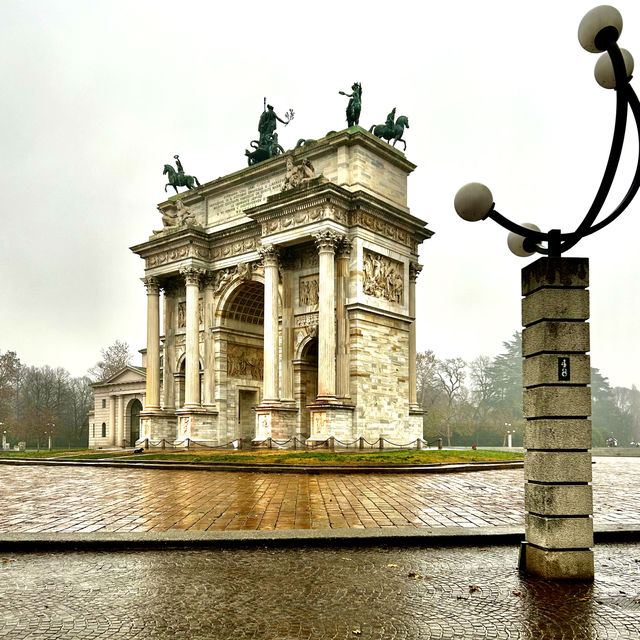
{"left": 163, "top": 164, "right": 201, "bottom": 194}
{"left": 369, "top": 115, "right": 410, "bottom": 151}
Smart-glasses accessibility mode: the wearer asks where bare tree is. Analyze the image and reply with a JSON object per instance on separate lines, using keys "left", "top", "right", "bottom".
{"left": 435, "top": 357, "right": 467, "bottom": 445}
{"left": 88, "top": 340, "right": 133, "bottom": 382}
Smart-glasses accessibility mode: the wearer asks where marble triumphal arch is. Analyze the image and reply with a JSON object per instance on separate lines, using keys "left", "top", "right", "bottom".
{"left": 130, "top": 127, "right": 433, "bottom": 445}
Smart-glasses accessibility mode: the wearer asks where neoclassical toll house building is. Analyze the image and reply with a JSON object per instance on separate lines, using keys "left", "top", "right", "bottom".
{"left": 129, "top": 127, "right": 433, "bottom": 445}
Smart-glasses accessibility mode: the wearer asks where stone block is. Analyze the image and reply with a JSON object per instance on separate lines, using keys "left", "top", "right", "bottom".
{"left": 525, "top": 482, "right": 593, "bottom": 516}
{"left": 523, "top": 386, "right": 591, "bottom": 418}
{"left": 522, "top": 289, "right": 589, "bottom": 327}
{"left": 525, "top": 514, "right": 594, "bottom": 549}
{"left": 522, "top": 322, "right": 590, "bottom": 356}
{"left": 521, "top": 257, "right": 589, "bottom": 296}
{"left": 525, "top": 451, "right": 592, "bottom": 483}
{"left": 523, "top": 419, "right": 592, "bottom": 450}
{"left": 523, "top": 544, "right": 594, "bottom": 580}
{"left": 523, "top": 354, "right": 590, "bottom": 387}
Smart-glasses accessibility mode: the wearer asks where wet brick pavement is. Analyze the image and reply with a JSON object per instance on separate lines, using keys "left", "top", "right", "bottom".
{"left": 1, "top": 542, "right": 639, "bottom": 639}
{"left": 0, "top": 457, "right": 637, "bottom": 533}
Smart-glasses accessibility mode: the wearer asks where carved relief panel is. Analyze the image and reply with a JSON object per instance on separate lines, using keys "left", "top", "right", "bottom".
{"left": 227, "top": 344, "right": 264, "bottom": 380}
{"left": 299, "top": 275, "right": 319, "bottom": 307}
{"left": 177, "top": 299, "right": 204, "bottom": 328}
{"left": 362, "top": 249, "right": 404, "bottom": 304}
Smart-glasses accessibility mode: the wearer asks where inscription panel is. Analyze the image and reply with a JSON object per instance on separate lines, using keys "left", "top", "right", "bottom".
{"left": 207, "top": 175, "right": 284, "bottom": 225}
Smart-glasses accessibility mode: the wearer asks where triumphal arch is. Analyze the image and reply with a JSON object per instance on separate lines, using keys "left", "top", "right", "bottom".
{"left": 131, "top": 127, "right": 432, "bottom": 445}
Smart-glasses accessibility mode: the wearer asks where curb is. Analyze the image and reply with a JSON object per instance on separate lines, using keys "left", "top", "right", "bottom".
{"left": 0, "top": 524, "right": 638, "bottom": 552}
{"left": 0, "top": 458, "right": 524, "bottom": 474}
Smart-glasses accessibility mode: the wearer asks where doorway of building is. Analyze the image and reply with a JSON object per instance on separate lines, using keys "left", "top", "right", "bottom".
{"left": 238, "top": 389, "right": 259, "bottom": 441}
{"left": 130, "top": 399, "right": 142, "bottom": 445}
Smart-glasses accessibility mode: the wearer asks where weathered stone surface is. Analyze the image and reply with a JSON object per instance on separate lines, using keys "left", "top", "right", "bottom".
{"left": 523, "top": 386, "right": 591, "bottom": 418}
{"left": 523, "top": 418, "right": 592, "bottom": 450}
{"left": 522, "top": 321, "right": 590, "bottom": 356}
{"left": 525, "top": 451, "right": 592, "bottom": 483}
{"left": 523, "top": 353, "right": 590, "bottom": 387}
{"left": 525, "top": 513, "right": 593, "bottom": 548}
{"left": 523, "top": 544, "right": 594, "bottom": 579}
{"left": 522, "top": 288, "right": 589, "bottom": 327}
{"left": 525, "top": 482, "right": 593, "bottom": 516}
{"left": 521, "top": 257, "right": 589, "bottom": 296}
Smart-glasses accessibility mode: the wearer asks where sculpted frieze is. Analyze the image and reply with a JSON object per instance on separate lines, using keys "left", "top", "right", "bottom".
{"left": 353, "top": 210, "right": 411, "bottom": 247}
{"left": 363, "top": 249, "right": 404, "bottom": 304}
{"left": 211, "top": 236, "right": 260, "bottom": 261}
{"left": 146, "top": 244, "right": 209, "bottom": 268}
{"left": 263, "top": 204, "right": 347, "bottom": 236}
{"left": 227, "top": 344, "right": 264, "bottom": 380}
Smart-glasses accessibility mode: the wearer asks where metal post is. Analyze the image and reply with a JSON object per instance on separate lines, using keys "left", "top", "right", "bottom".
{"left": 437, "top": 438, "right": 443, "bottom": 450}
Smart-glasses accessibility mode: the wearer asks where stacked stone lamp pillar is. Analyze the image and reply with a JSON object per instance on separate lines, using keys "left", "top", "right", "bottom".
{"left": 520, "top": 257, "right": 593, "bottom": 580}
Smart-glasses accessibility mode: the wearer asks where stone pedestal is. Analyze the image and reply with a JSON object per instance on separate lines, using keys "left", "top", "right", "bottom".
{"left": 520, "top": 257, "right": 594, "bottom": 580}
{"left": 308, "top": 403, "right": 355, "bottom": 443}
{"left": 254, "top": 406, "right": 299, "bottom": 441}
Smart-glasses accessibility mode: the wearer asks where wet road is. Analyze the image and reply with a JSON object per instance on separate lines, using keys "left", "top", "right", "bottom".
{"left": 1, "top": 542, "right": 639, "bottom": 639}
{"left": 0, "top": 457, "right": 637, "bottom": 533}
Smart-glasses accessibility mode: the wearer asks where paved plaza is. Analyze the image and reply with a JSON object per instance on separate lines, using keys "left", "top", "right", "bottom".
{"left": 1, "top": 542, "right": 640, "bottom": 639}
{"left": 0, "top": 457, "right": 638, "bottom": 533}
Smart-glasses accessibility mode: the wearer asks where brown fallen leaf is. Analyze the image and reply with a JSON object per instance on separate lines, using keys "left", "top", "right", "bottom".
{"left": 408, "top": 572, "right": 420, "bottom": 579}
{"left": 387, "top": 563, "right": 398, "bottom": 568}
{"left": 512, "top": 590, "right": 523, "bottom": 597}
{"left": 352, "top": 630, "right": 362, "bottom": 636}
{"left": 1, "top": 558, "right": 10, "bottom": 563}
{"left": 469, "top": 585, "right": 479, "bottom": 592}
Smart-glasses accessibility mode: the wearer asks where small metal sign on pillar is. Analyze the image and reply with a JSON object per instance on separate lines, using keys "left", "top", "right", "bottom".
{"left": 520, "top": 257, "right": 593, "bottom": 579}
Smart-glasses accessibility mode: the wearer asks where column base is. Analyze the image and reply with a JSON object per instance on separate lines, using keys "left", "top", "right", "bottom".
{"left": 254, "top": 405, "right": 298, "bottom": 441}
{"left": 308, "top": 402, "right": 355, "bottom": 443}
{"left": 519, "top": 542, "right": 594, "bottom": 580}
{"left": 140, "top": 410, "right": 177, "bottom": 443}
{"left": 176, "top": 408, "right": 219, "bottom": 444}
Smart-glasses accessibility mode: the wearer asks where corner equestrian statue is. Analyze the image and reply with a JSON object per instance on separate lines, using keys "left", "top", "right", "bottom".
{"left": 339, "top": 82, "right": 362, "bottom": 127}
{"left": 163, "top": 155, "right": 201, "bottom": 194}
{"left": 245, "top": 101, "right": 294, "bottom": 165}
{"left": 369, "top": 110, "right": 410, "bottom": 150}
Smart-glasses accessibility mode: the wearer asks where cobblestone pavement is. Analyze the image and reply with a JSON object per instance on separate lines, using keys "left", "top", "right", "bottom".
{"left": 0, "top": 457, "right": 637, "bottom": 533}
{"left": 1, "top": 542, "right": 639, "bottom": 639}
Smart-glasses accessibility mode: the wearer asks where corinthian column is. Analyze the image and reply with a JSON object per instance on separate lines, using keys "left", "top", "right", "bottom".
{"left": 143, "top": 276, "right": 161, "bottom": 411}
{"left": 409, "top": 262, "right": 422, "bottom": 408}
{"left": 314, "top": 230, "right": 339, "bottom": 401}
{"left": 259, "top": 246, "right": 280, "bottom": 404}
{"left": 336, "top": 237, "right": 352, "bottom": 399}
{"left": 162, "top": 281, "right": 177, "bottom": 411}
{"left": 202, "top": 272, "right": 216, "bottom": 408}
{"left": 180, "top": 266, "right": 205, "bottom": 409}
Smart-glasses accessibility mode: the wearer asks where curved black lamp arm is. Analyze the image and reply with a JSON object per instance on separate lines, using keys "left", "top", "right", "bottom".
{"left": 485, "top": 42, "right": 639, "bottom": 257}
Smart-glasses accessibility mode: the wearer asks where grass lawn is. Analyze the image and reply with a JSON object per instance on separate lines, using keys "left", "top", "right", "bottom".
{"left": 50, "top": 448, "right": 523, "bottom": 465}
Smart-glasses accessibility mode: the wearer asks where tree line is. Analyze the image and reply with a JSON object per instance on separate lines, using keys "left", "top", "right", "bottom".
{"left": 0, "top": 341, "right": 132, "bottom": 449}
{"left": 418, "top": 332, "right": 640, "bottom": 447}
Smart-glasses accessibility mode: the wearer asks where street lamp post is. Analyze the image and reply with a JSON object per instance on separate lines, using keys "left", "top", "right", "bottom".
{"left": 454, "top": 6, "right": 639, "bottom": 581}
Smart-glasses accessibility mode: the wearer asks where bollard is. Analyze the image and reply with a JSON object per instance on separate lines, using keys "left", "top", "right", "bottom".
{"left": 161, "top": 439, "right": 166, "bottom": 450}
{"left": 379, "top": 436, "right": 384, "bottom": 451}
{"left": 293, "top": 437, "right": 297, "bottom": 450}
{"left": 437, "top": 438, "right": 443, "bottom": 450}
{"left": 416, "top": 438, "right": 422, "bottom": 450}
{"left": 268, "top": 437, "right": 273, "bottom": 449}
{"left": 329, "top": 436, "right": 335, "bottom": 452}
{"left": 186, "top": 438, "right": 191, "bottom": 450}
{"left": 359, "top": 436, "right": 364, "bottom": 450}
{"left": 144, "top": 438, "right": 149, "bottom": 450}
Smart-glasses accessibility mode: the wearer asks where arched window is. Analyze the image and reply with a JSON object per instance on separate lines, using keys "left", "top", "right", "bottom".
{"left": 101, "top": 423, "right": 106, "bottom": 438}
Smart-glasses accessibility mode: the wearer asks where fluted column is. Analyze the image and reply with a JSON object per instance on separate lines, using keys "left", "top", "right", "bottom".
{"left": 314, "top": 231, "right": 339, "bottom": 401}
{"left": 180, "top": 266, "right": 205, "bottom": 409}
{"left": 280, "top": 252, "right": 295, "bottom": 402}
{"left": 162, "top": 282, "right": 177, "bottom": 411}
{"left": 409, "top": 263, "right": 422, "bottom": 408}
{"left": 260, "top": 246, "right": 280, "bottom": 403}
{"left": 336, "top": 237, "right": 352, "bottom": 399}
{"left": 202, "top": 273, "right": 216, "bottom": 407}
{"left": 143, "top": 276, "right": 161, "bottom": 411}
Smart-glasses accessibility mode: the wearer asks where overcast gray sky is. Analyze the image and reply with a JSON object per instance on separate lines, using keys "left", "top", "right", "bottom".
{"left": 1, "top": 0, "right": 639, "bottom": 389}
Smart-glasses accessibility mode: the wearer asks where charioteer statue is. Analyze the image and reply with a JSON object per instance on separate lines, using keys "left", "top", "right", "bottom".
{"left": 245, "top": 101, "right": 294, "bottom": 166}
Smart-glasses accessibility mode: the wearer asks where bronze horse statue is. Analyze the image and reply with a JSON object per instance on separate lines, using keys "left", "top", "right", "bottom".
{"left": 369, "top": 115, "right": 410, "bottom": 150}
{"left": 163, "top": 165, "right": 201, "bottom": 194}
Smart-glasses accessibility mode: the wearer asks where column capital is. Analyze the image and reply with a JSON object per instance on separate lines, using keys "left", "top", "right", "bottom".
{"left": 179, "top": 266, "right": 206, "bottom": 286}
{"left": 143, "top": 276, "right": 160, "bottom": 295}
{"left": 336, "top": 236, "right": 353, "bottom": 259}
{"left": 409, "top": 262, "right": 423, "bottom": 283}
{"left": 314, "top": 230, "right": 340, "bottom": 253}
{"left": 259, "top": 245, "right": 280, "bottom": 268}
